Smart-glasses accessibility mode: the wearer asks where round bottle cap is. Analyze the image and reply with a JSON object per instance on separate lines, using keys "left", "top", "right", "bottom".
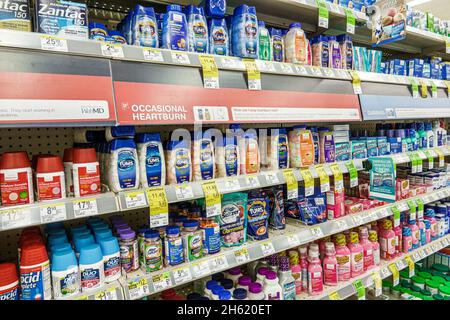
{"left": 94, "top": 228, "right": 113, "bottom": 241}
{"left": 120, "top": 230, "right": 136, "bottom": 240}
{"left": 73, "top": 148, "right": 98, "bottom": 164}
{"left": 47, "top": 234, "right": 69, "bottom": 247}
{"left": 20, "top": 243, "right": 49, "bottom": 266}
{"left": 166, "top": 226, "right": 180, "bottom": 235}
{"left": 257, "top": 267, "right": 269, "bottom": 276}
{"left": 79, "top": 243, "right": 103, "bottom": 265}
{"left": 183, "top": 220, "right": 199, "bottom": 229}
{"left": 265, "top": 271, "right": 277, "bottom": 280}
{"left": 98, "top": 236, "right": 120, "bottom": 256}
{"left": 160, "top": 289, "right": 177, "bottom": 300}
{"left": 206, "top": 280, "right": 218, "bottom": 290}
{"left": 36, "top": 155, "right": 64, "bottom": 173}
{"left": 228, "top": 266, "right": 242, "bottom": 276}
{"left": 249, "top": 282, "right": 262, "bottom": 294}
{"left": 63, "top": 148, "right": 73, "bottom": 163}
{"left": 144, "top": 230, "right": 160, "bottom": 239}
{"left": 50, "top": 242, "right": 72, "bottom": 254}
{"left": 0, "top": 263, "right": 18, "bottom": 287}
{"left": 218, "top": 290, "right": 231, "bottom": 300}
{"left": 0, "top": 151, "right": 30, "bottom": 169}
{"left": 220, "top": 278, "right": 233, "bottom": 290}
{"left": 211, "top": 285, "right": 224, "bottom": 295}
{"left": 73, "top": 234, "right": 95, "bottom": 252}
{"left": 51, "top": 248, "right": 77, "bottom": 272}
{"left": 238, "top": 275, "right": 252, "bottom": 287}
{"left": 289, "top": 22, "right": 302, "bottom": 29}
{"left": 187, "top": 292, "right": 202, "bottom": 300}
{"left": 211, "top": 272, "right": 224, "bottom": 282}
{"left": 47, "top": 228, "right": 67, "bottom": 237}
{"left": 233, "top": 288, "right": 247, "bottom": 300}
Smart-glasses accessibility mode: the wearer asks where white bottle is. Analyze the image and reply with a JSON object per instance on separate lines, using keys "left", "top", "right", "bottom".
{"left": 224, "top": 267, "right": 242, "bottom": 286}
{"left": 79, "top": 244, "right": 105, "bottom": 293}
{"left": 51, "top": 249, "right": 80, "bottom": 299}
{"left": 107, "top": 139, "right": 140, "bottom": 193}
{"left": 72, "top": 148, "right": 101, "bottom": 198}
{"left": 263, "top": 271, "right": 282, "bottom": 300}
{"left": 277, "top": 256, "right": 296, "bottom": 300}
{"left": 433, "top": 121, "right": 443, "bottom": 147}
{"left": 136, "top": 133, "right": 166, "bottom": 187}
{"left": 425, "top": 122, "right": 435, "bottom": 148}
{"left": 248, "top": 283, "right": 265, "bottom": 300}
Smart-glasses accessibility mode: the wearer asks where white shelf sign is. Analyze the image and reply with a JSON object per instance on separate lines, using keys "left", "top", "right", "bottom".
{"left": 40, "top": 203, "right": 67, "bottom": 224}
{"left": 73, "top": 199, "right": 98, "bottom": 218}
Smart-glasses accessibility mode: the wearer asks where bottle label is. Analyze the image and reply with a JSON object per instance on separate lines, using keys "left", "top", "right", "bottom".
{"left": 120, "top": 241, "right": 137, "bottom": 272}
{"left": 363, "top": 248, "right": 374, "bottom": 270}
{"left": 278, "top": 134, "right": 289, "bottom": 169}
{"left": 351, "top": 252, "right": 364, "bottom": 274}
{"left": 268, "top": 291, "right": 280, "bottom": 300}
{"left": 308, "top": 271, "right": 323, "bottom": 294}
{"left": 168, "top": 14, "right": 188, "bottom": 51}
{"left": 202, "top": 225, "right": 221, "bottom": 255}
{"left": 54, "top": 270, "right": 79, "bottom": 297}
{"left": 200, "top": 140, "right": 214, "bottom": 180}
{"left": 80, "top": 267, "right": 101, "bottom": 290}
{"left": 211, "top": 26, "right": 228, "bottom": 56}
{"left": 271, "top": 35, "right": 283, "bottom": 62}
{"left": 76, "top": 163, "right": 100, "bottom": 196}
{"left": 244, "top": 14, "right": 258, "bottom": 56}
{"left": 0, "top": 169, "right": 32, "bottom": 205}
{"left": 282, "top": 281, "right": 296, "bottom": 300}
{"left": 0, "top": 286, "right": 19, "bottom": 300}
{"left": 165, "top": 237, "right": 184, "bottom": 266}
{"left": 336, "top": 254, "right": 350, "bottom": 281}
{"left": 144, "top": 242, "right": 163, "bottom": 272}
{"left": 190, "top": 16, "right": 208, "bottom": 53}
{"left": 174, "top": 148, "right": 191, "bottom": 183}
{"left": 187, "top": 232, "right": 203, "bottom": 261}
{"left": 324, "top": 263, "right": 338, "bottom": 285}
{"left": 117, "top": 149, "right": 137, "bottom": 189}
{"left": 145, "top": 143, "right": 162, "bottom": 186}
{"left": 20, "top": 262, "right": 51, "bottom": 300}
{"left": 224, "top": 145, "right": 238, "bottom": 176}
{"left": 37, "top": 173, "right": 64, "bottom": 200}
{"left": 136, "top": 16, "right": 158, "bottom": 47}
{"left": 104, "top": 255, "right": 121, "bottom": 279}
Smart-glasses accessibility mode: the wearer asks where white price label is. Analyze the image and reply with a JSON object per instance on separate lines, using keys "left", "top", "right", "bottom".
{"left": 128, "top": 279, "right": 150, "bottom": 300}
{"left": 245, "top": 175, "right": 260, "bottom": 188}
{"left": 311, "top": 67, "right": 323, "bottom": 77}
{"left": 143, "top": 48, "right": 164, "bottom": 62}
{"left": 173, "top": 266, "right": 192, "bottom": 285}
{"left": 396, "top": 260, "right": 406, "bottom": 270}
{"left": 40, "top": 35, "right": 68, "bottom": 52}
{"left": 101, "top": 43, "right": 124, "bottom": 58}
{"left": 352, "top": 215, "right": 363, "bottom": 226}
{"left": 39, "top": 204, "right": 67, "bottom": 224}
{"left": 438, "top": 191, "right": 446, "bottom": 199}
{"left": 412, "top": 251, "right": 421, "bottom": 261}
{"left": 222, "top": 178, "right": 241, "bottom": 192}
{"left": 208, "top": 255, "right": 229, "bottom": 272}
{"left": 256, "top": 60, "right": 275, "bottom": 72}
{"left": 431, "top": 243, "right": 438, "bottom": 252}
{"left": 323, "top": 68, "right": 335, "bottom": 78}
{"left": 152, "top": 272, "right": 172, "bottom": 292}
{"left": 294, "top": 65, "right": 308, "bottom": 75}
{"left": 1, "top": 208, "right": 31, "bottom": 230}
{"left": 380, "top": 267, "right": 390, "bottom": 278}
{"left": 264, "top": 172, "right": 280, "bottom": 185}
{"left": 206, "top": 203, "right": 221, "bottom": 218}
{"left": 234, "top": 248, "right": 250, "bottom": 264}
{"left": 286, "top": 234, "right": 300, "bottom": 247}
{"left": 192, "top": 261, "right": 211, "bottom": 278}
{"left": 171, "top": 52, "right": 190, "bottom": 64}
{"left": 280, "top": 64, "right": 295, "bottom": 74}
{"left": 310, "top": 226, "right": 324, "bottom": 238}
{"left": 248, "top": 78, "right": 262, "bottom": 91}
{"left": 203, "top": 77, "right": 220, "bottom": 89}
{"left": 336, "top": 219, "right": 349, "bottom": 231}
{"left": 221, "top": 57, "right": 245, "bottom": 69}
{"left": 94, "top": 287, "right": 118, "bottom": 301}
{"left": 397, "top": 202, "right": 409, "bottom": 212}
{"left": 418, "top": 249, "right": 426, "bottom": 259}
{"left": 174, "top": 184, "right": 194, "bottom": 201}
{"left": 73, "top": 199, "right": 98, "bottom": 218}
{"left": 124, "top": 191, "right": 147, "bottom": 208}
{"left": 260, "top": 241, "right": 275, "bottom": 256}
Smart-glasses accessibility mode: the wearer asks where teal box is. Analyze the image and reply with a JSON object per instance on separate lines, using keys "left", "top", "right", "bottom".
{"left": 351, "top": 140, "right": 367, "bottom": 159}
{"left": 335, "top": 142, "right": 350, "bottom": 161}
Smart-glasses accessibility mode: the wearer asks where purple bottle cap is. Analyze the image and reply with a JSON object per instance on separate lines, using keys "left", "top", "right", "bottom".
{"left": 278, "top": 256, "right": 290, "bottom": 271}
{"left": 227, "top": 266, "right": 242, "bottom": 276}
{"left": 265, "top": 271, "right": 277, "bottom": 280}
{"left": 257, "top": 267, "right": 269, "bottom": 276}
{"left": 249, "top": 282, "right": 262, "bottom": 294}
{"left": 238, "top": 275, "right": 252, "bottom": 286}
{"left": 120, "top": 230, "right": 136, "bottom": 240}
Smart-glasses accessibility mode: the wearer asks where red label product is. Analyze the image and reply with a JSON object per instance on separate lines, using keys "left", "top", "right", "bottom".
{"left": 0, "top": 152, "right": 34, "bottom": 206}
{"left": 72, "top": 148, "right": 101, "bottom": 197}
{"left": 36, "top": 155, "right": 66, "bottom": 201}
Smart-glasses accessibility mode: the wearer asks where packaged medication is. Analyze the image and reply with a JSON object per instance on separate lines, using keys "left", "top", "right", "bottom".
{"left": 217, "top": 192, "right": 248, "bottom": 247}
{"left": 131, "top": 5, "right": 158, "bottom": 47}
{"left": 143, "top": 230, "right": 163, "bottom": 272}
{"left": 186, "top": 5, "right": 208, "bottom": 53}
{"left": 166, "top": 140, "right": 192, "bottom": 184}
{"left": 328, "top": 36, "right": 342, "bottom": 69}
{"left": 285, "top": 23, "right": 307, "bottom": 64}
{"left": 119, "top": 230, "right": 139, "bottom": 273}
{"left": 269, "top": 27, "right": 284, "bottom": 62}
{"left": 263, "top": 128, "right": 289, "bottom": 171}
{"left": 35, "top": 155, "right": 66, "bottom": 202}
{"left": 247, "top": 190, "right": 270, "bottom": 241}
{"left": 51, "top": 248, "right": 79, "bottom": 299}
{"left": 0, "top": 152, "right": 34, "bottom": 206}
{"left": 200, "top": 219, "right": 221, "bottom": 255}
{"left": 319, "top": 128, "right": 335, "bottom": 163}
{"left": 20, "top": 243, "right": 51, "bottom": 300}
{"left": 182, "top": 220, "right": 203, "bottom": 262}
{"left": 107, "top": 139, "right": 139, "bottom": 193}
{"left": 192, "top": 131, "right": 215, "bottom": 181}
{"left": 203, "top": 0, "right": 226, "bottom": 18}
{"left": 258, "top": 21, "right": 271, "bottom": 61}
{"left": 163, "top": 5, "right": 188, "bottom": 51}
{"left": 136, "top": 133, "right": 165, "bottom": 187}
{"left": 35, "top": 0, "right": 88, "bottom": 40}
{"left": 0, "top": 263, "right": 19, "bottom": 300}
{"left": 98, "top": 237, "right": 121, "bottom": 283}
{"left": 338, "top": 34, "right": 353, "bottom": 70}
{"left": 79, "top": 244, "right": 105, "bottom": 292}
{"left": 312, "top": 35, "right": 329, "bottom": 68}
{"left": 89, "top": 22, "right": 107, "bottom": 41}
{"left": 72, "top": 148, "right": 101, "bottom": 197}
{"left": 238, "top": 131, "right": 260, "bottom": 175}
{"left": 164, "top": 225, "right": 185, "bottom": 266}
{"left": 0, "top": 0, "right": 31, "bottom": 31}
{"left": 232, "top": 5, "right": 258, "bottom": 58}
{"left": 208, "top": 18, "right": 229, "bottom": 56}
{"left": 335, "top": 142, "right": 350, "bottom": 162}
{"left": 216, "top": 135, "right": 240, "bottom": 178}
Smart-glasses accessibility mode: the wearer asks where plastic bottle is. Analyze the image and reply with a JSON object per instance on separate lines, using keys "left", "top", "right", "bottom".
{"left": 164, "top": 225, "right": 185, "bottom": 266}
{"left": 35, "top": 155, "right": 66, "bottom": 201}
{"left": 143, "top": 230, "right": 163, "bottom": 273}
{"left": 233, "top": 288, "right": 248, "bottom": 300}
{"left": 258, "top": 21, "right": 271, "bottom": 61}
{"left": 107, "top": 139, "right": 139, "bottom": 193}
{"left": 182, "top": 220, "right": 203, "bottom": 262}
{"left": 424, "top": 209, "right": 438, "bottom": 241}
{"left": 98, "top": 237, "right": 121, "bottom": 283}
{"left": 312, "top": 35, "right": 329, "bottom": 68}
{"left": 136, "top": 133, "right": 165, "bottom": 188}
{"left": 328, "top": 36, "right": 342, "bottom": 69}
{"left": 335, "top": 234, "right": 351, "bottom": 282}
{"left": 255, "top": 266, "right": 269, "bottom": 286}
{"left": 186, "top": 5, "right": 208, "bottom": 53}
{"left": 231, "top": 5, "right": 258, "bottom": 58}
{"left": 393, "top": 224, "right": 403, "bottom": 256}
{"left": 323, "top": 242, "right": 338, "bottom": 286}
{"left": 204, "top": 280, "right": 218, "bottom": 299}
{"left": 319, "top": 128, "right": 335, "bottom": 163}
{"left": 248, "top": 282, "right": 265, "bottom": 300}
{"left": 290, "top": 263, "right": 302, "bottom": 296}
{"left": 380, "top": 219, "right": 396, "bottom": 260}
{"left": 132, "top": 5, "right": 158, "bottom": 47}
{"left": 418, "top": 219, "right": 427, "bottom": 247}
{"left": 403, "top": 226, "right": 413, "bottom": 253}
{"left": 359, "top": 227, "right": 374, "bottom": 271}
{"left": 163, "top": 5, "right": 188, "bottom": 51}
{"left": 89, "top": 22, "right": 108, "bottom": 41}
{"left": 417, "top": 122, "right": 427, "bottom": 149}
{"left": 72, "top": 148, "right": 101, "bottom": 197}
{"left": 51, "top": 248, "right": 80, "bottom": 299}
{"left": 0, "top": 152, "right": 34, "bottom": 206}
{"left": 424, "top": 220, "right": 432, "bottom": 244}
{"left": 277, "top": 256, "right": 296, "bottom": 300}
{"left": 166, "top": 140, "right": 192, "bottom": 184}
{"left": 433, "top": 120, "right": 443, "bottom": 147}
{"left": 192, "top": 130, "right": 215, "bottom": 181}
{"left": 269, "top": 27, "right": 284, "bottom": 62}
{"left": 119, "top": 230, "right": 139, "bottom": 273}
{"left": 79, "top": 244, "right": 105, "bottom": 292}
{"left": 298, "top": 246, "right": 309, "bottom": 291}
{"left": 238, "top": 131, "right": 260, "bottom": 175}
{"left": 425, "top": 122, "right": 435, "bottom": 148}
{"left": 236, "top": 275, "right": 252, "bottom": 290}
{"left": 368, "top": 230, "right": 380, "bottom": 266}
{"left": 284, "top": 23, "right": 307, "bottom": 64}
{"left": 263, "top": 271, "right": 282, "bottom": 300}
{"left": 0, "top": 263, "right": 19, "bottom": 300}
{"left": 338, "top": 34, "right": 353, "bottom": 70}
{"left": 307, "top": 250, "right": 323, "bottom": 295}
{"left": 210, "top": 285, "right": 225, "bottom": 300}
{"left": 20, "top": 242, "right": 52, "bottom": 300}
{"left": 208, "top": 18, "right": 229, "bottom": 56}
{"left": 408, "top": 220, "right": 420, "bottom": 250}
{"left": 348, "top": 232, "right": 364, "bottom": 278}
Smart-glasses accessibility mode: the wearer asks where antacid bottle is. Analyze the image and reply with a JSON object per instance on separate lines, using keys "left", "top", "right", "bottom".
{"left": 348, "top": 232, "right": 364, "bottom": 278}
{"left": 323, "top": 242, "right": 338, "bottom": 286}
{"left": 334, "top": 234, "right": 351, "bottom": 282}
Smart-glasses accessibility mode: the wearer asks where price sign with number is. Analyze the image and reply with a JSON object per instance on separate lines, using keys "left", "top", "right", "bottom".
{"left": 330, "top": 163, "right": 344, "bottom": 191}
{"left": 388, "top": 263, "right": 400, "bottom": 286}
{"left": 371, "top": 272, "right": 382, "bottom": 297}
{"left": 410, "top": 78, "right": 419, "bottom": 98}
{"left": 300, "top": 168, "right": 314, "bottom": 197}
{"left": 424, "top": 150, "right": 434, "bottom": 169}
{"left": 316, "top": 0, "right": 329, "bottom": 28}
{"left": 434, "top": 148, "right": 445, "bottom": 167}
{"left": 419, "top": 79, "right": 428, "bottom": 98}
{"left": 283, "top": 169, "right": 298, "bottom": 200}
{"left": 407, "top": 199, "right": 417, "bottom": 221}
{"left": 310, "top": 226, "right": 324, "bottom": 238}
{"left": 315, "top": 165, "right": 330, "bottom": 193}
{"left": 349, "top": 71, "right": 362, "bottom": 95}
{"left": 125, "top": 191, "right": 147, "bottom": 208}
{"left": 171, "top": 51, "right": 190, "bottom": 64}
{"left": 353, "top": 279, "right": 365, "bottom": 300}
{"left": 344, "top": 8, "right": 356, "bottom": 34}
{"left": 39, "top": 203, "right": 67, "bottom": 224}
{"left": 40, "top": 35, "right": 68, "bottom": 52}
{"left": 199, "top": 55, "right": 220, "bottom": 89}
{"left": 173, "top": 266, "right": 192, "bottom": 285}
{"left": 101, "top": 42, "right": 124, "bottom": 58}
{"left": 415, "top": 198, "right": 424, "bottom": 220}
{"left": 146, "top": 187, "right": 169, "bottom": 228}
{"left": 286, "top": 233, "right": 300, "bottom": 247}
{"left": 128, "top": 278, "right": 149, "bottom": 300}
{"left": 1, "top": 208, "right": 30, "bottom": 230}
{"left": 431, "top": 81, "right": 438, "bottom": 98}
{"left": 208, "top": 255, "right": 229, "bottom": 271}
{"left": 260, "top": 241, "right": 275, "bottom": 256}
{"left": 202, "top": 181, "right": 221, "bottom": 218}
{"left": 391, "top": 205, "right": 401, "bottom": 227}
{"left": 94, "top": 287, "right": 118, "bottom": 300}
{"left": 73, "top": 199, "right": 98, "bottom": 218}
{"left": 174, "top": 184, "right": 194, "bottom": 201}
{"left": 245, "top": 175, "right": 261, "bottom": 188}
{"left": 405, "top": 256, "right": 415, "bottom": 277}
{"left": 243, "top": 59, "right": 261, "bottom": 90}
{"left": 192, "top": 260, "right": 211, "bottom": 278}
{"left": 345, "top": 161, "right": 359, "bottom": 187}
{"left": 329, "top": 291, "right": 341, "bottom": 300}
{"left": 234, "top": 247, "right": 250, "bottom": 264}
{"left": 280, "top": 63, "right": 295, "bottom": 74}
{"left": 152, "top": 272, "right": 172, "bottom": 292}
{"left": 264, "top": 172, "right": 280, "bottom": 185}
{"left": 143, "top": 48, "right": 164, "bottom": 62}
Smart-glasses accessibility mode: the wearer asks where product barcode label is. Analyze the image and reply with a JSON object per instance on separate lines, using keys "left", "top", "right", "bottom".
{"left": 328, "top": 291, "right": 341, "bottom": 300}
{"left": 40, "top": 203, "right": 67, "bottom": 224}
{"left": 143, "top": 48, "right": 164, "bottom": 62}
{"left": 192, "top": 260, "right": 211, "bottom": 278}
{"left": 152, "top": 272, "right": 172, "bottom": 292}
{"left": 260, "top": 241, "right": 275, "bottom": 256}
{"left": 172, "top": 266, "right": 192, "bottom": 285}
{"left": 124, "top": 191, "right": 147, "bottom": 208}
{"left": 263, "top": 172, "right": 280, "bottom": 185}
{"left": 128, "top": 278, "right": 149, "bottom": 300}
{"left": 101, "top": 43, "right": 124, "bottom": 58}
{"left": 208, "top": 255, "right": 228, "bottom": 272}
{"left": 94, "top": 287, "right": 118, "bottom": 300}
{"left": 171, "top": 52, "right": 190, "bottom": 64}
{"left": 202, "top": 181, "right": 221, "bottom": 218}
{"left": 234, "top": 248, "right": 250, "bottom": 264}
{"left": 73, "top": 198, "right": 98, "bottom": 218}
{"left": 174, "top": 184, "right": 194, "bottom": 201}
{"left": 1, "top": 208, "right": 31, "bottom": 230}
{"left": 371, "top": 272, "right": 382, "bottom": 297}
{"left": 40, "top": 35, "right": 68, "bottom": 52}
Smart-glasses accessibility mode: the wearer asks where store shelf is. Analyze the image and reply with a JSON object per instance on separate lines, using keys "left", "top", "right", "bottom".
{"left": 304, "top": 234, "right": 450, "bottom": 301}
{"left": 60, "top": 281, "right": 124, "bottom": 301}
{"left": 0, "top": 192, "right": 119, "bottom": 232}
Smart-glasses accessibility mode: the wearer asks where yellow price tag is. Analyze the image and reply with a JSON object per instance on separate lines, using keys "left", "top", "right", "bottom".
{"left": 243, "top": 58, "right": 261, "bottom": 90}
{"left": 405, "top": 256, "right": 415, "bottom": 277}
{"left": 146, "top": 187, "right": 169, "bottom": 228}
{"left": 199, "top": 54, "right": 219, "bottom": 89}
{"left": 76, "top": 295, "right": 88, "bottom": 300}
{"left": 300, "top": 168, "right": 315, "bottom": 196}
{"left": 388, "top": 263, "right": 400, "bottom": 286}
{"left": 434, "top": 148, "right": 445, "bottom": 167}
{"left": 371, "top": 272, "right": 382, "bottom": 297}
{"left": 315, "top": 165, "right": 330, "bottom": 192}
{"left": 419, "top": 79, "right": 428, "bottom": 98}
{"left": 329, "top": 291, "right": 341, "bottom": 300}
{"left": 282, "top": 169, "right": 298, "bottom": 200}
{"left": 329, "top": 163, "right": 344, "bottom": 191}
{"left": 349, "top": 70, "right": 362, "bottom": 94}
{"left": 202, "top": 181, "right": 221, "bottom": 218}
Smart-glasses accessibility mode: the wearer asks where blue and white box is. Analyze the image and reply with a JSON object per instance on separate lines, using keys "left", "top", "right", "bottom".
{"left": 408, "top": 59, "right": 424, "bottom": 78}
{"left": 0, "top": 0, "right": 31, "bottom": 31}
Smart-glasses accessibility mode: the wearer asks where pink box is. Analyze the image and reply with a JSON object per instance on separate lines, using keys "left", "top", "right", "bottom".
{"left": 326, "top": 188, "right": 345, "bottom": 219}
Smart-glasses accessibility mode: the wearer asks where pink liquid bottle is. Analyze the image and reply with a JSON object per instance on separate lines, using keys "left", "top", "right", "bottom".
{"left": 424, "top": 220, "right": 431, "bottom": 244}
{"left": 424, "top": 208, "right": 438, "bottom": 241}
{"left": 358, "top": 227, "right": 374, "bottom": 271}
{"left": 393, "top": 224, "right": 403, "bottom": 257}
{"left": 402, "top": 226, "right": 413, "bottom": 253}
{"left": 322, "top": 242, "right": 338, "bottom": 286}
{"left": 368, "top": 230, "right": 380, "bottom": 266}
{"left": 298, "top": 246, "right": 309, "bottom": 292}
{"left": 334, "top": 234, "right": 351, "bottom": 282}
{"left": 289, "top": 250, "right": 302, "bottom": 296}
{"left": 307, "top": 250, "right": 323, "bottom": 296}
{"left": 348, "top": 232, "right": 364, "bottom": 278}
{"left": 380, "top": 219, "right": 396, "bottom": 260}
{"left": 408, "top": 220, "right": 420, "bottom": 250}
{"left": 370, "top": 221, "right": 379, "bottom": 232}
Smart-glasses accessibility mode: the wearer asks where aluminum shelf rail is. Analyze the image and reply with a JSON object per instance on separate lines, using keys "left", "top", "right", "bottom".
{"left": 119, "top": 186, "right": 450, "bottom": 300}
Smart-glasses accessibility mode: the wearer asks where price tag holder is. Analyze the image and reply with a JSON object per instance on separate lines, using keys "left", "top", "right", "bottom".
{"left": 410, "top": 78, "right": 419, "bottom": 99}
{"left": 371, "top": 272, "right": 382, "bottom": 297}
{"left": 344, "top": 8, "right": 356, "bottom": 34}
{"left": 286, "top": 233, "right": 300, "bottom": 247}
{"left": 391, "top": 205, "right": 401, "bottom": 227}
{"left": 336, "top": 219, "right": 349, "bottom": 231}
{"left": 349, "top": 70, "right": 362, "bottom": 95}
{"left": 128, "top": 278, "right": 150, "bottom": 300}
{"left": 316, "top": 0, "right": 329, "bottom": 29}
{"left": 221, "top": 57, "right": 245, "bottom": 69}
{"left": 395, "top": 259, "right": 406, "bottom": 270}
{"left": 412, "top": 251, "right": 421, "bottom": 261}
{"left": 388, "top": 263, "right": 400, "bottom": 286}
{"left": 405, "top": 256, "right": 415, "bottom": 277}
{"left": 294, "top": 65, "right": 308, "bottom": 75}
{"left": 192, "top": 260, "right": 211, "bottom": 278}
{"left": 234, "top": 247, "right": 250, "bottom": 264}
{"left": 245, "top": 175, "right": 261, "bottom": 188}
{"left": 152, "top": 272, "right": 172, "bottom": 292}
{"left": 199, "top": 54, "right": 220, "bottom": 89}
{"left": 434, "top": 148, "right": 445, "bottom": 167}
{"left": 208, "top": 255, "right": 229, "bottom": 272}
{"left": 172, "top": 266, "right": 192, "bottom": 285}
{"left": 315, "top": 165, "right": 330, "bottom": 193}
{"left": 243, "top": 59, "right": 261, "bottom": 90}
{"left": 415, "top": 198, "right": 424, "bottom": 220}
{"left": 283, "top": 169, "right": 298, "bottom": 200}
{"left": 431, "top": 81, "right": 438, "bottom": 98}
{"left": 202, "top": 181, "right": 221, "bottom": 218}
{"left": 263, "top": 172, "right": 280, "bottom": 185}
{"left": 124, "top": 191, "right": 147, "bottom": 208}
{"left": 300, "top": 168, "right": 315, "bottom": 197}
{"left": 260, "top": 241, "right": 276, "bottom": 256}
{"left": 146, "top": 187, "right": 169, "bottom": 228}
{"left": 1, "top": 208, "right": 30, "bottom": 230}
{"left": 280, "top": 63, "right": 295, "bottom": 74}
{"left": 174, "top": 184, "right": 195, "bottom": 201}
{"left": 143, "top": 48, "right": 164, "bottom": 62}
{"left": 73, "top": 198, "right": 98, "bottom": 218}
{"left": 353, "top": 279, "right": 365, "bottom": 300}
{"left": 353, "top": 214, "right": 363, "bottom": 226}
{"left": 171, "top": 51, "right": 190, "bottom": 64}
{"left": 39, "top": 203, "right": 67, "bottom": 224}
{"left": 407, "top": 199, "right": 417, "bottom": 221}
{"left": 419, "top": 79, "right": 428, "bottom": 98}
{"left": 94, "top": 287, "right": 118, "bottom": 300}
{"left": 222, "top": 178, "right": 241, "bottom": 192}
{"left": 310, "top": 226, "right": 324, "bottom": 238}
{"left": 380, "top": 267, "right": 390, "bottom": 278}
{"left": 345, "top": 161, "right": 359, "bottom": 188}
{"left": 329, "top": 291, "right": 341, "bottom": 300}
{"left": 101, "top": 42, "right": 124, "bottom": 58}
{"left": 424, "top": 150, "right": 434, "bottom": 169}
{"left": 40, "top": 35, "right": 68, "bottom": 52}
{"left": 330, "top": 163, "right": 344, "bottom": 191}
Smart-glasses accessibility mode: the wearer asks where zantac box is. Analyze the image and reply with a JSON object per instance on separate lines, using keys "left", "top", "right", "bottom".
{"left": 0, "top": 0, "right": 31, "bottom": 31}
{"left": 35, "top": 0, "right": 88, "bottom": 40}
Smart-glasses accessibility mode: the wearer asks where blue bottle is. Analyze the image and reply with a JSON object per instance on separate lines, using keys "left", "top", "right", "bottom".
{"left": 209, "top": 18, "right": 229, "bottom": 56}
{"left": 156, "top": 13, "right": 165, "bottom": 47}
{"left": 109, "top": 30, "right": 127, "bottom": 44}
{"left": 203, "top": 0, "right": 226, "bottom": 18}
{"left": 131, "top": 5, "right": 158, "bottom": 47}
{"left": 89, "top": 22, "right": 108, "bottom": 41}
{"left": 51, "top": 248, "right": 80, "bottom": 299}
{"left": 94, "top": 228, "right": 113, "bottom": 241}
{"left": 269, "top": 27, "right": 284, "bottom": 62}
{"left": 98, "top": 237, "right": 121, "bottom": 282}
{"left": 225, "top": 15, "right": 233, "bottom": 54}
{"left": 163, "top": 5, "right": 189, "bottom": 51}
{"left": 232, "top": 5, "right": 258, "bottom": 58}
{"left": 79, "top": 244, "right": 104, "bottom": 291}
{"left": 185, "top": 5, "right": 209, "bottom": 53}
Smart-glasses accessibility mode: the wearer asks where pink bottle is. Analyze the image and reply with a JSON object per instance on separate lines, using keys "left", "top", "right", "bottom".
{"left": 290, "top": 264, "right": 302, "bottom": 296}
{"left": 393, "top": 225, "right": 403, "bottom": 257}
{"left": 334, "top": 234, "right": 351, "bottom": 282}
{"left": 380, "top": 219, "right": 396, "bottom": 260}
{"left": 424, "top": 209, "right": 438, "bottom": 241}
{"left": 307, "top": 250, "right": 323, "bottom": 295}
{"left": 348, "top": 232, "right": 364, "bottom": 278}
{"left": 368, "top": 230, "right": 380, "bottom": 266}
{"left": 402, "top": 226, "right": 413, "bottom": 253}
{"left": 319, "top": 237, "right": 330, "bottom": 261}
{"left": 322, "top": 242, "right": 338, "bottom": 286}
{"left": 408, "top": 220, "right": 420, "bottom": 250}
{"left": 298, "top": 247, "right": 309, "bottom": 292}
{"left": 358, "top": 227, "right": 374, "bottom": 271}
{"left": 424, "top": 220, "right": 431, "bottom": 244}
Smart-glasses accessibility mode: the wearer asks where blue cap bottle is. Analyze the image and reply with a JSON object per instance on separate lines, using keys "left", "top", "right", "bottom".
{"left": 51, "top": 248, "right": 80, "bottom": 298}
{"left": 79, "top": 244, "right": 104, "bottom": 291}
{"left": 73, "top": 234, "right": 95, "bottom": 255}
{"left": 98, "top": 236, "right": 121, "bottom": 282}
{"left": 94, "top": 228, "right": 113, "bottom": 241}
